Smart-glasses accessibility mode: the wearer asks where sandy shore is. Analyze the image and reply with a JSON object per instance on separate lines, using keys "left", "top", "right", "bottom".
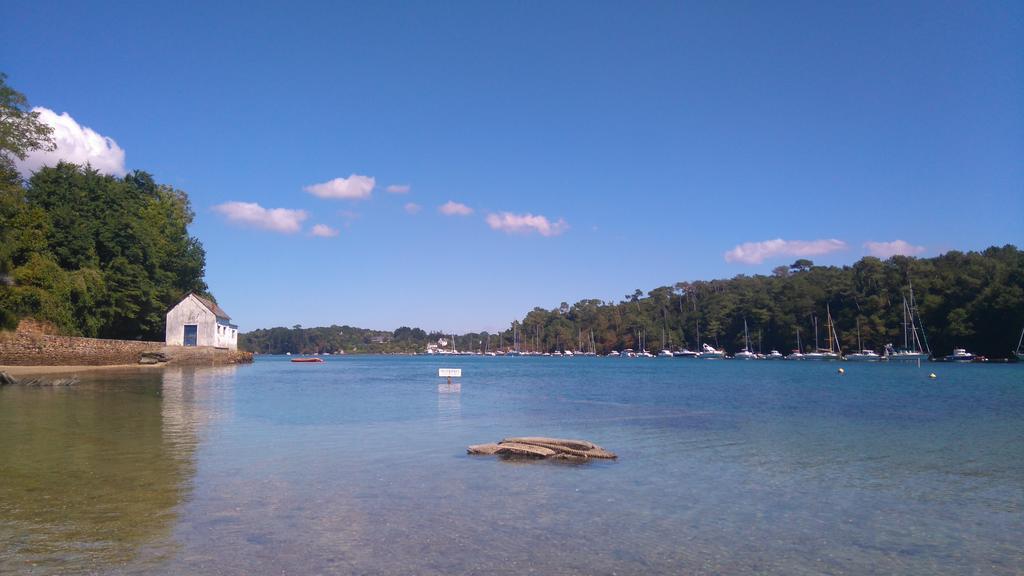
{"left": 0, "top": 363, "right": 165, "bottom": 377}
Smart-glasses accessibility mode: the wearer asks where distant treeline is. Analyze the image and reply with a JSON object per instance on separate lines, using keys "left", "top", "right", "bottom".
{"left": 0, "top": 162, "right": 210, "bottom": 339}
{"left": 241, "top": 247, "right": 1024, "bottom": 358}
{"left": 240, "top": 325, "right": 439, "bottom": 355}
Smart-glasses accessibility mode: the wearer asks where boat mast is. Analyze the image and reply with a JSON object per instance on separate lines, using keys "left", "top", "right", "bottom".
{"left": 909, "top": 280, "right": 931, "bottom": 355}
{"left": 857, "top": 317, "right": 862, "bottom": 352}
{"left": 827, "top": 304, "right": 840, "bottom": 354}
{"left": 903, "top": 297, "right": 910, "bottom": 351}
{"left": 813, "top": 315, "right": 820, "bottom": 351}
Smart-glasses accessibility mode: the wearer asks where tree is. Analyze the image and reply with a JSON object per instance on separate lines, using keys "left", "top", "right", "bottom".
{"left": 0, "top": 72, "right": 55, "bottom": 172}
{"left": 790, "top": 259, "right": 814, "bottom": 272}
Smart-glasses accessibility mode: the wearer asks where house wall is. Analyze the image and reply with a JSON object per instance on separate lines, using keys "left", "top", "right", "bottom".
{"left": 213, "top": 320, "right": 238, "bottom": 350}
{"left": 165, "top": 296, "right": 217, "bottom": 347}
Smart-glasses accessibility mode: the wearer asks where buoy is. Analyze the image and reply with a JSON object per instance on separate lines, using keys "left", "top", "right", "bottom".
{"left": 929, "top": 373, "right": 937, "bottom": 379}
{"left": 837, "top": 368, "right": 845, "bottom": 374}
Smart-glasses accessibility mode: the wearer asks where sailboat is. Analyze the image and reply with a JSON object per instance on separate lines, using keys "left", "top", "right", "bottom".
{"left": 885, "top": 284, "right": 930, "bottom": 361}
{"left": 658, "top": 327, "right": 673, "bottom": 357}
{"left": 1016, "top": 327, "right": 1024, "bottom": 361}
{"left": 785, "top": 327, "right": 805, "bottom": 360}
{"left": 734, "top": 319, "right": 757, "bottom": 360}
{"left": 846, "top": 317, "right": 880, "bottom": 361}
{"left": 803, "top": 306, "right": 840, "bottom": 360}
{"left": 638, "top": 328, "right": 654, "bottom": 357}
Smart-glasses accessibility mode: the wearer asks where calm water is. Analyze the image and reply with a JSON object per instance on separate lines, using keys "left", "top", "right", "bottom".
{"left": 1, "top": 357, "right": 1022, "bottom": 575}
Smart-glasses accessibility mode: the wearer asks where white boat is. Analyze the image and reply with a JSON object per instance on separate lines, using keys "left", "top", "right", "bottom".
{"left": 697, "top": 343, "right": 724, "bottom": 359}
{"left": 944, "top": 348, "right": 975, "bottom": 362}
{"left": 606, "top": 350, "right": 620, "bottom": 357}
{"left": 657, "top": 327, "right": 673, "bottom": 357}
{"left": 846, "top": 350, "right": 880, "bottom": 361}
{"left": 803, "top": 306, "right": 841, "bottom": 360}
{"left": 673, "top": 349, "right": 698, "bottom": 358}
{"left": 885, "top": 285, "right": 931, "bottom": 361}
{"left": 845, "top": 318, "right": 880, "bottom": 361}
{"left": 766, "top": 350, "right": 784, "bottom": 360}
{"left": 734, "top": 319, "right": 757, "bottom": 359}
{"left": 785, "top": 329, "right": 804, "bottom": 360}
{"left": 1016, "top": 327, "right": 1023, "bottom": 361}
{"left": 622, "top": 348, "right": 636, "bottom": 358}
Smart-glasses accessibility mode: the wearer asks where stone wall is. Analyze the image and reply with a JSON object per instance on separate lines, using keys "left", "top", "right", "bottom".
{"left": 0, "top": 331, "right": 252, "bottom": 366}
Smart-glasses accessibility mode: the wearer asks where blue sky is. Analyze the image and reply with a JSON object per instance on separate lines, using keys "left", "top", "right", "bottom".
{"left": 4, "top": 1, "right": 1022, "bottom": 332}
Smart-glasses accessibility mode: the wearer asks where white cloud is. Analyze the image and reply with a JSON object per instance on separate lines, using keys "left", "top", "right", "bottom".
{"left": 386, "top": 184, "right": 411, "bottom": 194}
{"left": 438, "top": 200, "right": 473, "bottom": 216}
{"left": 16, "top": 107, "right": 126, "bottom": 177}
{"left": 304, "top": 174, "right": 375, "bottom": 199}
{"left": 864, "top": 240, "right": 925, "bottom": 259}
{"left": 724, "top": 238, "right": 848, "bottom": 264}
{"left": 212, "top": 201, "right": 308, "bottom": 233}
{"left": 485, "top": 212, "right": 569, "bottom": 237}
{"left": 404, "top": 202, "right": 422, "bottom": 214}
{"left": 311, "top": 224, "right": 339, "bottom": 237}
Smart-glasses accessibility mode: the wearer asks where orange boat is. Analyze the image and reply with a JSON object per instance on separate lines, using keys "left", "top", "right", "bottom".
{"left": 290, "top": 357, "right": 325, "bottom": 363}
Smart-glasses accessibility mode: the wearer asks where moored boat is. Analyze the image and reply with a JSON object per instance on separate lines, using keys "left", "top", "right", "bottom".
{"left": 943, "top": 348, "right": 975, "bottom": 362}
{"left": 291, "top": 357, "right": 324, "bottom": 363}
{"left": 885, "top": 285, "right": 931, "bottom": 361}
{"left": 846, "top": 318, "right": 880, "bottom": 361}
{"left": 734, "top": 318, "right": 757, "bottom": 359}
{"left": 697, "top": 343, "right": 725, "bottom": 359}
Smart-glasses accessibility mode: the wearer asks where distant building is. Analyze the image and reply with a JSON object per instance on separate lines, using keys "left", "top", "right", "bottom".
{"left": 165, "top": 293, "right": 238, "bottom": 350}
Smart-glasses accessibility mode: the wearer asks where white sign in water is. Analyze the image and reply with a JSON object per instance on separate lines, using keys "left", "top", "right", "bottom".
{"left": 438, "top": 368, "right": 462, "bottom": 378}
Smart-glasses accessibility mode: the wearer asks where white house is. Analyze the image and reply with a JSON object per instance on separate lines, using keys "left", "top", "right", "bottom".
{"left": 165, "top": 293, "right": 238, "bottom": 350}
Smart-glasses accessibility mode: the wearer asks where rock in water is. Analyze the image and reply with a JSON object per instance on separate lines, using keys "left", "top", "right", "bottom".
{"left": 467, "top": 437, "right": 616, "bottom": 460}
{"left": 0, "top": 372, "right": 15, "bottom": 386}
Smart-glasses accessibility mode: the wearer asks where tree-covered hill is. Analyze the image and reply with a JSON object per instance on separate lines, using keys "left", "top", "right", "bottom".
{"left": 240, "top": 325, "right": 437, "bottom": 355}
{"left": 0, "top": 162, "right": 211, "bottom": 339}
{"left": 241, "top": 247, "right": 1023, "bottom": 359}
{"left": 504, "top": 247, "right": 1023, "bottom": 358}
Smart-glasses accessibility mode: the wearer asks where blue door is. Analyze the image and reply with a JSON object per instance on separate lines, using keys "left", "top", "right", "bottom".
{"left": 183, "top": 325, "right": 198, "bottom": 346}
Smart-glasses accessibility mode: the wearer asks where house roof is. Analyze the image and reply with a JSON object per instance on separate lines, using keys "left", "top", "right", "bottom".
{"left": 190, "top": 293, "right": 231, "bottom": 321}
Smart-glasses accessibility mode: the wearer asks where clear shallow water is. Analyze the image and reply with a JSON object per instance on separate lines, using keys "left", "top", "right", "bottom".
{"left": 1, "top": 357, "right": 1022, "bottom": 575}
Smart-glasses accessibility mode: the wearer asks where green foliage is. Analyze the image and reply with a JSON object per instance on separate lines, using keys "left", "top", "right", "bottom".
{"left": 0, "top": 72, "right": 55, "bottom": 172}
{"left": 0, "top": 162, "right": 209, "bottom": 339}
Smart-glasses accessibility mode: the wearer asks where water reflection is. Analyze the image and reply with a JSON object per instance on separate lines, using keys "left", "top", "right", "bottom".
{"left": 0, "top": 366, "right": 233, "bottom": 574}
{"left": 437, "top": 382, "right": 461, "bottom": 423}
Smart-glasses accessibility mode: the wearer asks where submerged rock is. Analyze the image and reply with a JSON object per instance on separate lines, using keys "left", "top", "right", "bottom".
{"left": 139, "top": 351, "right": 170, "bottom": 364}
{"left": 0, "top": 373, "right": 79, "bottom": 387}
{"left": 468, "top": 437, "right": 617, "bottom": 460}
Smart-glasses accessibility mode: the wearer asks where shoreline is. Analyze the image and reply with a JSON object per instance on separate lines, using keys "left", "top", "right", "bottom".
{"left": 0, "top": 363, "right": 166, "bottom": 377}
